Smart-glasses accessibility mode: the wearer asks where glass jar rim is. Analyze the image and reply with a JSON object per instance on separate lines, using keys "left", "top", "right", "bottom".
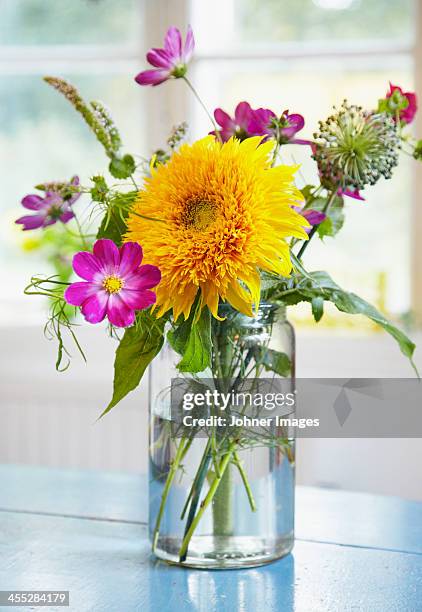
{"left": 217, "top": 301, "right": 286, "bottom": 324}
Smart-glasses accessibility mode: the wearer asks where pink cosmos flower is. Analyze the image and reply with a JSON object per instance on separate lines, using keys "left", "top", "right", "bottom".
{"left": 386, "top": 83, "right": 417, "bottom": 124}
{"left": 64, "top": 239, "right": 161, "bottom": 328}
{"left": 135, "top": 26, "right": 195, "bottom": 86}
{"left": 212, "top": 102, "right": 254, "bottom": 141}
{"left": 16, "top": 176, "right": 80, "bottom": 231}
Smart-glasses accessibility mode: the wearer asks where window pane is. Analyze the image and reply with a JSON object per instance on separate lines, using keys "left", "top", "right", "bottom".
{"left": 193, "top": 0, "right": 415, "bottom": 49}
{"left": 191, "top": 56, "right": 413, "bottom": 315}
{"left": 0, "top": 0, "right": 142, "bottom": 46}
{"left": 0, "top": 72, "right": 145, "bottom": 322}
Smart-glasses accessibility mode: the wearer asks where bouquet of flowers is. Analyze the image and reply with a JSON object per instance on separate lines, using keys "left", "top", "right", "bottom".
{"left": 18, "top": 25, "right": 418, "bottom": 567}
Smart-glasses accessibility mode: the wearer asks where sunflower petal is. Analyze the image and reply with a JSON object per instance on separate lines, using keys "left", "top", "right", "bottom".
{"left": 225, "top": 281, "right": 254, "bottom": 317}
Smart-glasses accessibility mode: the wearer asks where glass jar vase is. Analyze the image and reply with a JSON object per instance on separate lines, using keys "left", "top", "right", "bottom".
{"left": 149, "top": 303, "right": 295, "bottom": 569}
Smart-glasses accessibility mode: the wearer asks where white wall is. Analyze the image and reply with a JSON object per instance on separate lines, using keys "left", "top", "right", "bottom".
{"left": 295, "top": 332, "right": 422, "bottom": 501}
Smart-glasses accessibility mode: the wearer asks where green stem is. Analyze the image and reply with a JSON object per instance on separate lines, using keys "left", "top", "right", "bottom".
{"left": 180, "top": 438, "right": 212, "bottom": 521}
{"left": 179, "top": 434, "right": 194, "bottom": 462}
{"left": 152, "top": 437, "right": 187, "bottom": 551}
{"left": 63, "top": 226, "right": 97, "bottom": 239}
{"left": 73, "top": 213, "right": 88, "bottom": 250}
{"left": 129, "top": 174, "right": 139, "bottom": 190}
{"left": 131, "top": 210, "right": 166, "bottom": 224}
{"left": 212, "top": 461, "right": 233, "bottom": 537}
{"left": 233, "top": 451, "right": 256, "bottom": 512}
{"left": 182, "top": 76, "right": 223, "bottom": 144}
{"left": 296, "top": 189, "right": 338, "bottom": 260}
{"left": 271, "top": 125, "right": 281, "bottom": 167}
{"left": 179, "top": 446, "right": 213, "bottom": 561}
{"left": 211, "top": 430, "right": 221, "bottom": 478}
{"left": 178, "top": 443, "right": 236, "bottom": 562}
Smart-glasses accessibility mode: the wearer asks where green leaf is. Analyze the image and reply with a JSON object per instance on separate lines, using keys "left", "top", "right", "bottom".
{"left": 90, "top": 175, "right": 109, "bottom": 202}
{"left": 279, "top": 270, "right": 417, "bottom": 369}
{"left": 96, "top": 210, "right": 128, "bottom": 246}
{"left": 314, "top": 195, "right": 344, "bottom": 239}
{"left": 96, "top": 191, "right": 137, "bottom": 246}
{"left": 109, "top": 154, "right": 136, "bottom": 179}
{"left": 311, "top": 296, "right": 324, "bottom": 322}
{"left": 259, "top": 348, "right": 291, "bottom": 377}
{"left": 291, "top": 252, "right": 315, "bottom": 283}
{"left": 168, "top": 304, "right": 212, "bottom": 373}
{"left": 318, "top": 208, "right": 344, "bottom": 239}
{"left": 413, "top": 140, "right": 422, "bottom": 161}
{"left": 300, "top": 184, "right": 317, "bottom": 203}
{"left": 100, "top": 313, "right": 166, "bottom": 417}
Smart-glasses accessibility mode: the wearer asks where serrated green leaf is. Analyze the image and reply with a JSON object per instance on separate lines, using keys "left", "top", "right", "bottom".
{"left": 96, "top": 210, "right": 128, "bottom": 246}
{"left": 279, "top": 270, "right": 416, "bottom": 369}
{"left": 100, "top": 313, "right": 165, "bottom": 417}
{"left": 109, "top": 154, "right": 136, "bottom": 179}
{"left": 168, "top": 304, "right": 212, "bottom": 373}
{"left": 96, "top": 191, "right": 137, "bottom": 246}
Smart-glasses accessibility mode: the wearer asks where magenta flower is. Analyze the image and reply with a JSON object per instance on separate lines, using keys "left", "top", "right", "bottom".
{"left": 135, "top": 26, "right": 195, "bottom": 86}
{"left": 247, "top": 108, "right": 275, "bottom": 140}
{"left": 211, "top": 103, "right": 308, "bottom": 145}
{"left": 338, "top": 188, "right": 365, "bottom": 201}
{"left": 294, "top": 206, "right": 326, "bottom": 233}
{"left": 16, "top": 176, "right": 80, "bottom": 231}
{"left": 248, "top": 108, "right": 307, "bottom": 144}
{"left": 64, "top": 239, "right": 161, "bottom": 328}
{"left": 386, "top": 83, "right": 417, "bottom": 124}
{"left": 212, "top": 102, "right": 254, "bottom": 142}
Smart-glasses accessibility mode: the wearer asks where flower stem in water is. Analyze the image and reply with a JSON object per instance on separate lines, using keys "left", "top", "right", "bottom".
{"left": 233, "top": 451, "right": 257, "bottom": 512}
{"left": 178, "top": 443, "right": 236, "bottom": 562}
{"left": 152, "top": 437, "right": 187, "bottom": 552}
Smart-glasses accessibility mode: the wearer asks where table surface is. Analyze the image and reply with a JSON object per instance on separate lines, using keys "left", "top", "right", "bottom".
{"left": 0, "top": 465, "right": 421, "bottom": 612}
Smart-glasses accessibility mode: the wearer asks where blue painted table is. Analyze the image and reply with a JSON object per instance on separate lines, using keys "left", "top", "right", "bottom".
{"left": 0, "top": 465, "right": 421, "bottom": 611}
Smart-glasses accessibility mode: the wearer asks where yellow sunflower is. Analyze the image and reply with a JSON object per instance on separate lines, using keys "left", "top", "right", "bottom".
{"left": 125, "top": 136, "right": 309, "bottom": 320}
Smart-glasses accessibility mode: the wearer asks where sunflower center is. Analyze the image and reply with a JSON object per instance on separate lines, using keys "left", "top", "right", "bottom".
{"left": 103, "top": 275, "right": 123, "bottom": 294}
{"left": 181, "top": 197, "right": 216, "bottom": 231}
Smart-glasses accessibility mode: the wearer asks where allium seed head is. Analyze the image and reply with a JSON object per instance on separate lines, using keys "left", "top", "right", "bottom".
{"left": 313, "top": 101, "right": 400, "bottom": 192}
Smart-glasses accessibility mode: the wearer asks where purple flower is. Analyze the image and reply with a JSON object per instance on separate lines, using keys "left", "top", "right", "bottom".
{"left": 16, "top": 176, "right": 81, "bottom": 231}
{"left": 64, "top": 239, "right": 161, "bottom": 328}
{"left": 247, "top": 107, "right": 275, "bottom": 140}
{"left": 294, "top": 206, "right": 326, "bottom": 233}
{"left": 212, "top": 102, "right": 254, "bottom": 142}
{"left": 135, "top": 26, "right": 195, "bottom": 86}
{"left": 248, "top": 108, "right": 307, "bottom": 144}
{"left": 211, "top": 103, "right": 308, "bottom": 145}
